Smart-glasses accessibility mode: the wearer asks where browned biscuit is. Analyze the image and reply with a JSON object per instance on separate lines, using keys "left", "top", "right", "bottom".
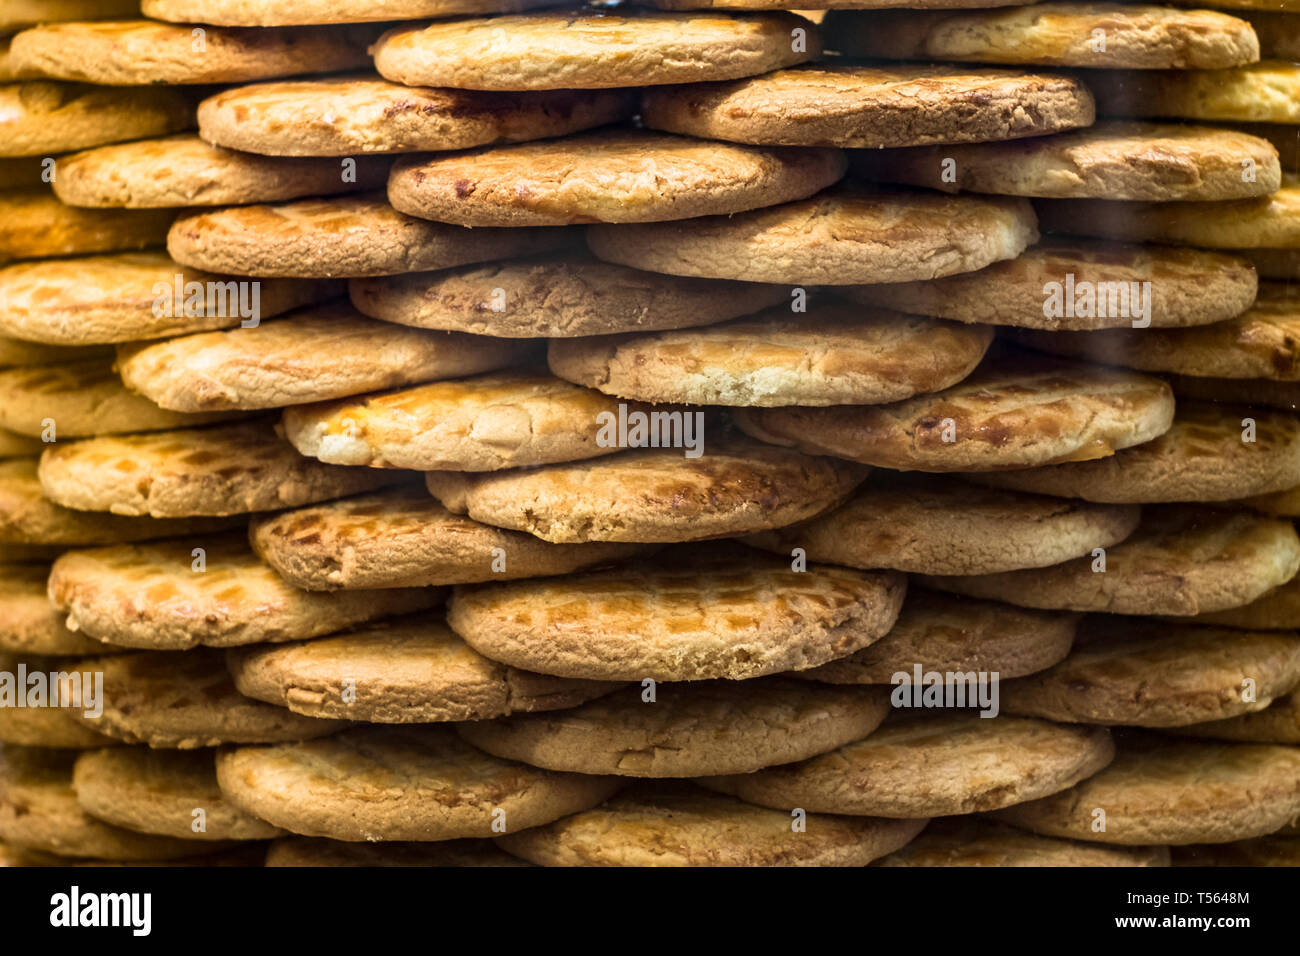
{"left": 733, "top": 351, "right": 1175, "bottom": 472}
{"left": 115, "top": 301, "right": 533, "bottom": 412}
{"left": 846, "top": 239, "right": 1257, "bottom": 331}
{"left": 547, "top": 302, "right": 993, "bottom": 407}
{"left": 48, "top": 533, "right": 441, "bottom": 650}
{"left": 823, "top": 5, "right": 1259, "bottom": 69}
{"left": 1169, "top": 686, "right": 1300, "bottom": 744}
{"left": 0, "top": 190, "right": 174, "bottom": 261}
{"left": 69, "top": 648, "right": 348, "bottom": 749}
{"left": 976, "top": 403, "right": 1300, "bottom": 503}
{"left": 587, "top": 185, "right": 1037, "bottom": 285}
{"left": 228, "top": 617, "right": 619, "bottom": 723}
{"left": 497, "top": 782, "right": 927, "bottom": 867}
{"left": 875, "top": 817, "right": 1170, "bottom": 867}
{"left": 1173, "top": 834, "right": 1300, "bottom": 867}
{"left": 447, "top": 545, "right": 907, "bottom": 681}
{"left": 995, "top": 733, "right": 1300, "bottom": 844}
{"left": 1, "top": 1, "right": 140, "bottom": 33}
{"left": 0, "top": 81, "right": 193, "bottom": 158}
{"left": 0, "top": 251, "right": 338, "bottom": 346}
{"left": 704, "top": 712, "right": 1115, "bottom": 817}
{"left": 349, "top": 253, "right": 787, "bottom": 338}
{"left": 372, "top": 10, "right": 818, "bottom": 91}
{"left": 1001, "top": 616, "right": 1300, "bottom": 727}
{"left": 641, "top": 63, "right": 1094, "bottom": 148}
{"left": 0, "top": 564, "right": 119, "bottom": 656}
{"left": 925, "top": 506, "right": 1300, "bottom": 617}
{"left": 54, "top": 134, "right": 391, "bottom": 208}
{"left": 249, "top": 486, "right": 647, "bottom": 591}
{"left": 167, "top": 193, "right": 575, "bottom": 278}
{"left": 424, "top": 437, "right": 867, "bottom": 544}
{"left": 216, "top": 724, "right": 620, "bottom": 841}
{"left": 266, "top": 836, "right": 528, "bottom": 866}
{"left": 73, "top": 748, "right": 285, "bottom": 841}
{"left": 38, "top": 421, "right": 406, "bottom": 517}
{"left": 143, "top": 0, "right": 563, "bottom": 26}
{"left": 458, "top": 679, "right": 891, "bottom": 778}
{"left": 856, "top": 122, "right": 1280, "bottom": 201}
{"left": 199, "top": 76, "right": 633, "bottom": 156}
{"left": 744, "top": 472, "right": 1139, "bottom": 574}
{"left": 1087, "top": 61, "right": 1300, "bottom": 124}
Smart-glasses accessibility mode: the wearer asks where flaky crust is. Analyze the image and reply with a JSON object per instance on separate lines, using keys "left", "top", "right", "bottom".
{"left": 0, "top": 82, "right": 193, "bottom": 158}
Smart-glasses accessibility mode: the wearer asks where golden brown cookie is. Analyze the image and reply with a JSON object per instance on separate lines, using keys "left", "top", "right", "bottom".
{"left": 926, "top": 506, "right": 1300, "bottom": 617}
{"left": 1002, "top": 616, "right": 1300, "bottom": 727}
{"left": 349, "top": 253, "right": 787, "bottom": 338}
{"left": 547, "top": 302, "right": 992, "bottom": 407}
{"left": 447, "top": 545, "right": 906, "bottom": 681}
{"left": 497, "top": 782, "right": 926, "bottom": 867}
{"left": 167, "top": 193, "right": 574, "bottom": 278}
{"left": 641, "top": 63, "right": 1094, "bottom": 147}
{"left": 198, "top": 76, "right": 633, "bottom": 156}
{"left": 588, "top": 185, "right": 1037, "bottom": 284}
{"left": 824, "top": 5, "right": 1259, "bottom": 69}
{"left": 0, "top": 81, "right": 193, "bottom": 158}
{"left": 249, "top": 486, "right": 646, "bottom": 590}
{"left": 875, "top": 817, "right": 1170, "bottom": 867}
{"left": 116, "top": 301, "right": 533, "bottom": 412}
{"left": 1088, "top": 61, "right": 1300, "bottom": 124}
{"left": 372, "top": 10, "right": 818, "bottom": 91}
{"left": 995, "top": 733, "right": 1300, "bottom": 844}
{"left": 228, "top": 617, "right": 619, "bottom": 723}
{"left": 424, "top": 437, "right": 867, "bottom": 543}
{"left": 847, "top": 239, "right": 1257, "bottom": 331}
{"left": 733, "top": 351, "right": 1175, "bottom": 472}
{"left": 976, "top": 403, "right": 1300, "bottom": 503}
{"left": 704, "top": 712, "right": 1115, "bottom": 817}
{"left": 143, "top": 0, "right": 562, "bottom": 25}
{"left": 73, "top": 748, "right": 285, "bottom": 841}
{"left": 0, "top": 190, "right": 174, "bottom": 262}
{"left": 1169, "top": 686, "right": 1300, "bottom": 744}
{"left": 38, "top": 421, "right": 406, "bottom": 517}
{"left": 0, "top": 564, "right": 117, "bottom": 656}
{"left": 744, "top": 472, "right": 1139, "bottom": 574}
{"left": 216, "top": 724, "right": 620, "bottom": 841}
{"left": 266, "top": 836, "right": 528, "bottom": 866}
{"left": 48, "top": 533, "right": 441, "bottom": 650}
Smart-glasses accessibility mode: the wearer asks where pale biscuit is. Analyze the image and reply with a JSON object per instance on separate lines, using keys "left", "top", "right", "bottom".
{"left": 199, "top": 76, "right": 634, "bottom": 157}
{"left": 372, "top": 10, "right": 818, "bottom": 91}
{"left": 424, "top": 437, "right": 868, "bottom": 543}
{"left": 458, "top": 679, "right": 891, "bottom": 778}
{"left": 704, "top": 712, "right": 1115, "bottom": 817}
{"left": 733, "top": 352, "right": 1175, "bottom": 472}
{"left": 846, "top": 239, "right": 1258, "bottom": 331}
{"left": 349, "top": 254, "right": 788, "bottom": 338}
{"left": 996, "top": 734, "right": 1300, "bottom": 844}
{"left": 0, "top": 190, "right": 174, "bottom": 262}
{"left": 0, "top": 564, "right": 120, "bottom": 656}
{"left": 167, "top": 193, "right": 574, "bottom": 278}
{"left": 1002, "top": 616, "right": 1300, "bottom": 727}
{"left": 447, "top": 545, "right": 907, "bottom": 681}
{"left": 54, "top": 134, "right": 391, "bottom": 208}
{"left": 1170, "top": 687, "right": 1300, "bottom": 744}
{"left": 1182, "top": 576, "right": 1300, "bottom": 631}
{"left": 387, "top": 130, "right": 846, "bottom": 227}
{"left": 0, "top": 81, "right": 193, "bottom": 158}
{"left": 1088, "top": 61, "right": 1300, "bottom": 124}
{"left": 228, "top": 617, "right": 619, "bottom": 723}
{"left": 587, "top": 185, "right": 1037, "bottom": 285}
{"left": 73, "top": 748, "right": 285, "bottom": 841}
{"left": 1173, "top": 835, "right": 1300, "bottom": 867}
{"left": 743, "top": 473, "right": 1139, "bottom": 574}
{"left": 925, "top": 506, "right": 1300, "bottom": 617}
{"left": 641, "top": 63, "right": 1094, "bottom": 148}
{"left": 497, "top": 783, "right": 927, "bottom": 867}
{"left": 116, "top": 301, "right": 533, "bottom": 412}
{"left": 547, "top": 302, "right": 993, "bottom": 407}
{"left": 0, "top": 251, "right": 337, "bottom": 346}
{"left": 249, "top": 486, "right": 647, "bottom": 590}
{"left": 48, "top": 533, "right": 441, "bottom": 650}
{"left": 0, "top": 359, "right": 238, "bottom": 437}
{"left": 144, "top": 0, "right": 567, "bottom": 26}
{"left": 38, "top": 421, "right": 406, "bottom": 517}
{"left": 798, "top": 591, "right": 1078, "bottom": 684}
{"left": 875, "top": 818, "right": 1170, "bottom": 867}
{"left": 69, "top": 648, "right": 348, "bottom": 749}
{"left": 9, "top": 20, "right": 375, "bottom": 85}
{"left": 857, "top": 122, "right": 1279, "bottom": 201}
{"left": 216, "top": 725, "right": 620, "bottom": 842}
{"left": 266, "top": 837, "right": 528, "bottom": 867}
{"left": 823, "top": 5, "right": 1259, "bottom": 69}
{"left": 282, "top": 369, "right": 631, "bottom": 472}
{"left": 976, "top": 403, "right": 1300, "bottom": 503}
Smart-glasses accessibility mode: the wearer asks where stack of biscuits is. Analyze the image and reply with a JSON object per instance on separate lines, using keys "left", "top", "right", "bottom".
{"left": 0, "top": 0, "right": 1298, "bottom": 869}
